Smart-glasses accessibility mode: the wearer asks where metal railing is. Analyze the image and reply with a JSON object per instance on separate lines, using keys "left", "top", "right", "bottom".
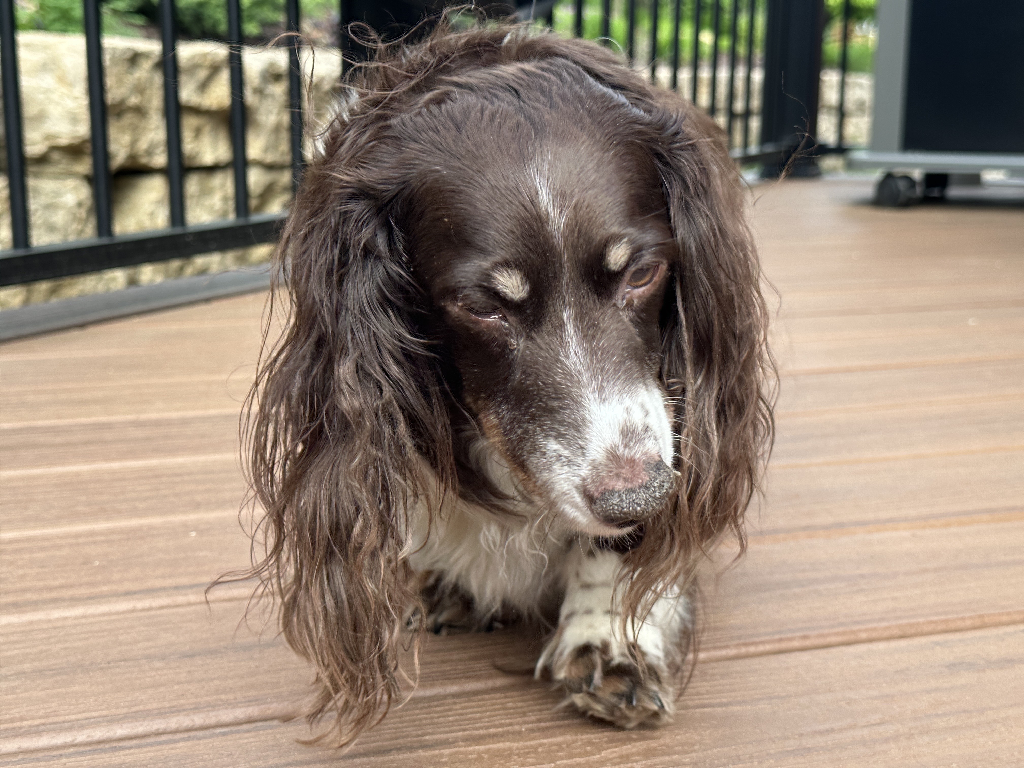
{"left": 0, "top": 0, "right": 858, "bottom": 289}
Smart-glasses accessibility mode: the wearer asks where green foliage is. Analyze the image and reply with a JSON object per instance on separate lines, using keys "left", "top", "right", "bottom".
{"left": 116, "top": 0, "right": 285, "bottom": 39}
{"left": 17, "top": 0, "right": 336, "bottom": 40}
{"left": 16, "top": 0, "right": 143, "bottom": 36}
{"left": 822, "top": 37, "right": 873, "bottom": 72}
{"left": 824, "top": 0, "right": 875, "bottom": 25}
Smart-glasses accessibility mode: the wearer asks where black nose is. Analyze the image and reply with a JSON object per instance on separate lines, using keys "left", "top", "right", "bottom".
{"left": 591, "top": 460, "right": 675, "bottom": 525}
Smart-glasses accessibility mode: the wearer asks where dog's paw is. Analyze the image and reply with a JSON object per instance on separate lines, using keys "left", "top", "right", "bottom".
{"left": 407, "top": 572, "right": 505, "bottom": 635}
{"left": 548, "top": 640, "right": 673, "bottom": 729}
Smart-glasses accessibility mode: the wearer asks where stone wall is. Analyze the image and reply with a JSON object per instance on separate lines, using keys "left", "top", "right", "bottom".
{"left": 0, "top": 31, "right": 343, "bottom": 309}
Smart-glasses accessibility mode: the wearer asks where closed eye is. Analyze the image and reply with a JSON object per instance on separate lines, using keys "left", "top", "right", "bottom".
{"left": 455, "top": 296, "right": 507, "bottom": 323}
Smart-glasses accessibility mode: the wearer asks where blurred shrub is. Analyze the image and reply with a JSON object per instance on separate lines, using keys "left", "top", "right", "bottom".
{"left": 16, "top": 0, "right": 335, "bottom": 40}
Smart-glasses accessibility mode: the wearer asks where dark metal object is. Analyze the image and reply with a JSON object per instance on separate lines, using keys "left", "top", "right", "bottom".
{"left": 725, "top": 0, "right": 740, "bottom": 141}
{"left": 160, "top": 0, "right": 186, "bottom": 226}
{"left": 690, "top": 0, "right": 703, "bottom": 104}
{"left": 227, "top": 0, "right": 249, "bottom": 218}
{"left": 574, "top": 0, "right": 584, "bottom": 37}
{"left": 759, "top": 0, "right": 825, "bottom": 177}
{"left": 627, "top": 0, "right": 637, "bottom": 61}
{"left": 874, "top": 173, "right": 917, "bottom": 207}
{"left": 649, "top": 0, "right": 660, "bottom": 82}
{"left": 741, "top": 0, "right": 757, "bottom": 150}
{"left": 1, "top": 0, "right": 29, "bottom": 248}
{"left": 669, "top": 0, "right": 682, "bottom": 89}
{"left": 0, "top": 213, "right": 285, "bottom": 286}
{"left": 601, "top": 0, "right": 611, "bottom": 41}
{"left": 708, "top": 0, "right": 721, "bottom": 120}
{"left": 837, "top": 0, "right": 851, "bottom": 147}
{"left": 286, "top": 0, "right": 305, "bottom": 191}
{"left": 83, "top": 0, "right": 112, "bottom": 238}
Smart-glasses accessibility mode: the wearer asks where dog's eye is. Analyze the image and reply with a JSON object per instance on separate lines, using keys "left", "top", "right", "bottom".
{"left": 458, "top": 300, "right": 505, "bottom": 322}
{"left": 625, "top": 263, "right": 660, "bottom": 289}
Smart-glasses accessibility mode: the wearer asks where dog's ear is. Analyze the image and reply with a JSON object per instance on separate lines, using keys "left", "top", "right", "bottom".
{"left": 640, "top": 104, "right": 776, "bottom": 591}
{"left": 586, "top": 91, "right": 775, "bottom": 614}
{"left": 243, "top": 118, "right": 453, "bottom": 746}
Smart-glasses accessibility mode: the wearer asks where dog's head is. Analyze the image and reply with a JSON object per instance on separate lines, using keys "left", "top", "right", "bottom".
{"left": 246, "top": 23, "right": 774, "bottom": 745}
{"left": 394, "top": 61, "right": 681, "bottom": 536}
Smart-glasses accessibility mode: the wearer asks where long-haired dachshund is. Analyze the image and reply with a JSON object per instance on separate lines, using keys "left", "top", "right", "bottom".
{"left": 244, "top": 20, "right": 774, "bottom": 746}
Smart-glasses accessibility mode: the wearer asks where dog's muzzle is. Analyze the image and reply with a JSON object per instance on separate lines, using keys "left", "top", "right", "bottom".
{"left": 589, "top": 460, "right": 675, "bottom": 526}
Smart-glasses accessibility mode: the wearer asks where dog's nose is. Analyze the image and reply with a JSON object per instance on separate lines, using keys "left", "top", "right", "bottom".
{"left": 588, "top": 460, "right": 676, "bottom": 525}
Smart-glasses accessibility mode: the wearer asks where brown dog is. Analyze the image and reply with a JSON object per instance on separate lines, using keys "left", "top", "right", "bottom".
{"left": 244, "top": 20, "right": 774, "bottom": 746}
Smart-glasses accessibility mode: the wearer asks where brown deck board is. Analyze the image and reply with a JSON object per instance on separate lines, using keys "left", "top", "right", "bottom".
{"left": 1, "top": 457, "right": 245, "bottom": 529}
{"left": 2, "top": 177, "right": 1022, "bottom": 765}
{"left": 11, "top": 626, "right": 1023, "bottom": 766}
{"left": 761, "top": 448, "right": 1024, "bottom": 532}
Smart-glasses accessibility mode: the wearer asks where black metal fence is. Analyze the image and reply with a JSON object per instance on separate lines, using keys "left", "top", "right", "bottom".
{"left": 0, "top": 0, "right": 860, "bottom": 289}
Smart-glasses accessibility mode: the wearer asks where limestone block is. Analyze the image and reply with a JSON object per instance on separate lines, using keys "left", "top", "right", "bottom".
{"left": 104, "top": 38, "right": 234, "bottom": 170}
{"left": 243, "top": 45, "right": 343, "bottom": 166}
{"left": 102, "top": 37, "right": 166, "bottom": 171}
{"left": 112, "top": 168, "right": 241, "bottom": 233}
{"left": 184, "top": 167, "right": 235, "bottom": 224}
{"left": 0, "top": 173, "right": 95, "bottom": 249}
{"left": 243, "top": 47, "right": 291, "bottom": 166}
{"left": 248, "top": 164, "right": 293, "bottom": 214}
{"left": 112, "top": 173, "right": 170, "bottom": 235}
{"left": 177, "top": 43, "right": 231, "bottom": 111}
{"left": 12, "top": 32, "right": 91, "bottom": 174}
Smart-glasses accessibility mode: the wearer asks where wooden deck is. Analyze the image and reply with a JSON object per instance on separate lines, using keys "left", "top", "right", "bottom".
{"left": 2, "top": 178, "right": 1022, "bottom": 766}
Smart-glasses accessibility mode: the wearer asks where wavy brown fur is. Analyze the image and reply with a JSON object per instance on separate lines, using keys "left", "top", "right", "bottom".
{"left": 241, "top": 19, "right": 775, "bottom": 748}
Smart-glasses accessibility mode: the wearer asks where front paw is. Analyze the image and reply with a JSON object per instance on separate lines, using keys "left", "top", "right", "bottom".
{"left": 547, "top": 640, "right": 672, "bottom": 728}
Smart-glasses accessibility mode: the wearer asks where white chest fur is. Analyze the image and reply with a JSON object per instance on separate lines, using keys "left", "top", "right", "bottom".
{"left": 406, "top": 495, "right": 568, "bottom": 619}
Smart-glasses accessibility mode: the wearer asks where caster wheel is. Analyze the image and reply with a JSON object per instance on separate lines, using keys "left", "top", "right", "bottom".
{"left": 922, "top": 173, "right": 949, "bottom": 202}
{"left": 875, "top": 173, "right": 918, "bottom": 207}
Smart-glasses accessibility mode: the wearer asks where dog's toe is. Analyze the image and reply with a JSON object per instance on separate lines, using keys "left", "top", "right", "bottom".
{"left": 555, "top": 642, "right": 672, "bottom": 729}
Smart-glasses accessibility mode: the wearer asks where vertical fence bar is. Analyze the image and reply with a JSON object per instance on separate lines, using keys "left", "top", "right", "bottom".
{"left": 574, "top": 0, "right": 584, "bottom": 37}
{"left": 725, "top": 0, "right": 740, "bottom": 143}
{"left": 160, "top": 0, "right": 185, "bottom": 227}
{"left": 83, "top": 0, "right": 112, "bottom": 237}
{"left": 708, "top": 0, "right": 721, "bottom": 121}
{"left": 226, "top": 0, "right": 249, "bottom": 218}
{"left": 741, "top": 0, "right": 757, "bottom": 150}
{"left": 601, "top": 0, "right": 611, "bottom": 41}
{"left": 627, "top": 0, "right": 637, "bottom": 61}
{"left": 286, "top": 0, "right": 304, "bottom": 191}
{"left": 836, "top": 0, "right": 851, "bottom": 147}
{"left": 339, "top": 0, "right": 352, "bottom": 69}
{"left": 0, "top": 0, "right": 29, "bottom": 248}
{"left": 670, "top": 0, "right": 682, "bottom": 89}
{"left": 690, "top": 0, "right": 703, "bottom": 104}
{"left": 649, "top": 0, "right": 660, "bottom": 81}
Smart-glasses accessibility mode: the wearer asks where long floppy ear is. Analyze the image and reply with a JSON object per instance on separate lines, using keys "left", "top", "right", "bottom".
{"left": 630, "top": 102, "right": 776, "bottom": 605}
{"left": 243, "top": 114, "right": 454, "bottom": 746}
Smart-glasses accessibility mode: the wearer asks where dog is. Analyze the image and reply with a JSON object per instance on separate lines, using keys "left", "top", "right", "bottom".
{"left": 243, "top": 20, "right": 774, "bottom": 746}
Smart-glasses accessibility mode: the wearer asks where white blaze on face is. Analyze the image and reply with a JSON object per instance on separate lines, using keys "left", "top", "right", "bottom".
{"left": 529, "top": 162, "right": 569, "bottom": 248}
{"left": 536, "top": 307, "right": 674, "bottom": 535}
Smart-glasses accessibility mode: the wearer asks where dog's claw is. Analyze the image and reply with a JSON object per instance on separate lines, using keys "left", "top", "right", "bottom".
{"left": 651, "top": 691, "right": 665, "bottom": 710}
